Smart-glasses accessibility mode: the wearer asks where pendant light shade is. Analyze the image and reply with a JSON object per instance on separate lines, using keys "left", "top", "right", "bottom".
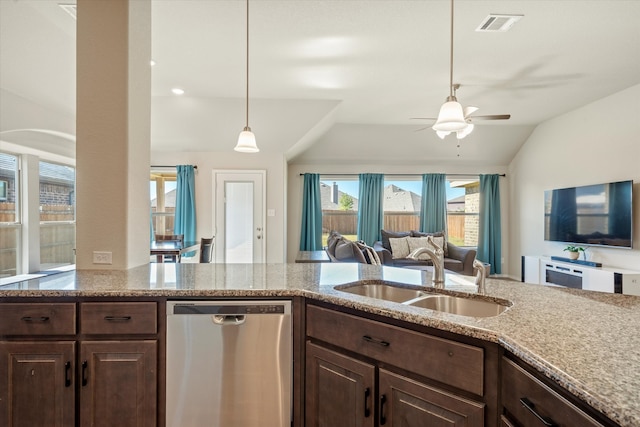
{"left": 235, "top": 126, "right": 259, "bottom": 152}
{"left": 456, "top": 123, "right": 474, "bottom": 139}
{"left": 234, "top": 0, "right": 259, "bottom": 153}
{"left": 432, "top": 99, "right": 467, "bottom": 132}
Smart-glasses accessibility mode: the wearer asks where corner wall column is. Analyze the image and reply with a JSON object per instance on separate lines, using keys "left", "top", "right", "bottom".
{"left": 75, "top": 0, "right": 151, "bottom": 269}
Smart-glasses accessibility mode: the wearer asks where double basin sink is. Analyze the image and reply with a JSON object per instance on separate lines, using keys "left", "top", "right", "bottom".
{"left": 335, "top": 282, "right": 510, "bottom": 318}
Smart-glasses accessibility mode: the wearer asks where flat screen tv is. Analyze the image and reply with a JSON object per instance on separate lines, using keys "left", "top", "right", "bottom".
{"left": 544, "top": 180, "right": 633, "bottom": 248}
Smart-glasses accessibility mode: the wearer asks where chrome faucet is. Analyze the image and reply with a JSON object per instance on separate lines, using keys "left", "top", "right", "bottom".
{"left": 407, "top": 235, "right": 445, "bottom": 286}
{"left": 473, "top": 259, "right": 487, "bottom": 295}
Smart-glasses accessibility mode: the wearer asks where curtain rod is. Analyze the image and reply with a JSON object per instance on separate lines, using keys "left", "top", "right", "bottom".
{"left": 299, "top": 173, "right": 505, "bottom": 177}
{"left": 151, "top": 165, "right": 198, "bottom": 169}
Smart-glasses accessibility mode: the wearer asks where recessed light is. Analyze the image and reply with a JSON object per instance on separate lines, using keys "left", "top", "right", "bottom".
{"left": 171, "top": 88, "right": 185, "bottom": 95}
{"left": 150, "top": 60, "right": 156, "bottom": 67}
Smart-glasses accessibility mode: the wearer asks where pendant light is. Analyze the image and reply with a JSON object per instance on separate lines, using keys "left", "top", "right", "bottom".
{"left": 234, "top": 0, "right": 259, "bottom": 153}
{"left": 432, "top": 0, "right": 469, "bottom": 135}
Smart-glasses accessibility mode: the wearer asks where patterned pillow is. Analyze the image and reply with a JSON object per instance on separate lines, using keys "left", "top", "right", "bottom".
{"left": 407, "top": 236, "right": 445, "bottom": 260}
{"left": 381, "top": 230, "right": 411, "bottom": 251}
{"left": 410, "top": 230, "right": 448, "bottom": 256}
{"left": 389, "top": 237, "right": 411, "bottom": 259}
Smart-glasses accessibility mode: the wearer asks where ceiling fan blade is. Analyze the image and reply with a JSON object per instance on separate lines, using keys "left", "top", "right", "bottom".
{"left": 467, "top": 114, "right": 511, "bottom": 121}
{"left": 413, "top": 126, "right": 432, "bottom": 132}
{"left": 410, "top": 117, "right": 437, "bottom": 121}
{"left": 463, "top": 106, "right": 479, "bottom": 117}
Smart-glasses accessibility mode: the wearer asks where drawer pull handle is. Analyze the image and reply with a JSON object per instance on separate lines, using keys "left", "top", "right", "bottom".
{"left": 362, "top": 335, "right": 390, "bottom": 347}
{"left": 104, "top": 316, "right": 132, "bottom": 322}
{"left": 81, "top": 361, "right": 88, "bottom": 386}
{"left": 21, "top": 316, "right": 50, "bottom": 323}
{"left": 364, "top": 387, "right": 371, "bottom": 417}
{"left": 520, "top": 397, "right": 558, "bottom": 427}
{"left": 379, "top": 394, "right": 387, "bottom": 425}
{"left": 64, "top": 361, "right": 72, "bottom": 387}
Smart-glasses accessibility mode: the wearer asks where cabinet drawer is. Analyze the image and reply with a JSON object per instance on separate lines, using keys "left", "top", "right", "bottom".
{"left": 80, "top": 302, "right": 157, "bottom": 335}
{"left": 307, "top": 305, "right": 484, "bottom": 396}
{"left": 501, "top": 357, "right": 603, "bottom": 427}
{"left": 0, "top": 303, "right": 76, "bottom": 336}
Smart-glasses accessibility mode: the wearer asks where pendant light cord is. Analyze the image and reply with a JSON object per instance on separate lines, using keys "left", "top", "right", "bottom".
{"left": 245, "top": 0, "right": 250, "bottom": 128}
{"left": 448, "top": 0, "right": 454, "bottom": 98}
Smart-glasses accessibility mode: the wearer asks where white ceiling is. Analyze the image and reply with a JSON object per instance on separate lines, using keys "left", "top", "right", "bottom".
{"left": 2, "top": 0, "right": 640, "bottom": 166}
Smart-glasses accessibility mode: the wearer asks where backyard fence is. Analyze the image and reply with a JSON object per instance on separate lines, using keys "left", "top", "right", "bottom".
{"left": 322, "top": 210, "right": 470, "bottom": 245}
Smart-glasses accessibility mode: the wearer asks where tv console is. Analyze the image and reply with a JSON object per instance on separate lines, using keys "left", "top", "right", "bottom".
{"left": 522, "top": 255, "right": 640, "bottom": 295}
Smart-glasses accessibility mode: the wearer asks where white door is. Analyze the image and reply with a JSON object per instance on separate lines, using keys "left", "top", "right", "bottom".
{"left": 213, "top": 170, "right": 265, "bottom": 263}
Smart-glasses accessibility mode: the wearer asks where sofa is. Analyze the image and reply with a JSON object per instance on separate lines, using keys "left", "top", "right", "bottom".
{"left": 373, "top": 230, "right": 477, "bottom": 276}
{"left": 325, "top": 231, "right": 380, "bottom": 264}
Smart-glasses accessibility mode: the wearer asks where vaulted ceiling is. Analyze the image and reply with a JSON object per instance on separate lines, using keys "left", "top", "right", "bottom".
{"left": 2, "top": 0, "right": 640, "bottom": 166}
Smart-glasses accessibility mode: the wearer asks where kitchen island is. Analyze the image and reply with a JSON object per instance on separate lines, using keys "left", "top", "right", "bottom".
{"left": 1, "top": 262, "right": 639, "bottom": 426}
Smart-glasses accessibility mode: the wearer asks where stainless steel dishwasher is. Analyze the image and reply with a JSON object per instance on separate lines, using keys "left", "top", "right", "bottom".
{"left": 166, "top": 300, "right": 292, "bottom": 427}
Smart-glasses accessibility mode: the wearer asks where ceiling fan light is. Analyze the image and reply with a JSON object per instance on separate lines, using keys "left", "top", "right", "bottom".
{"left": 234, "top": 127, "right": 259, "bottom": 153}
{"left": 433, "top": 101, "right": 468, "bottom": 132}
{"left": 456, "top": 123, "right": 474, "bottom": 139}
{"left": 436, "top": 130, "right": 450, "bottom": 139}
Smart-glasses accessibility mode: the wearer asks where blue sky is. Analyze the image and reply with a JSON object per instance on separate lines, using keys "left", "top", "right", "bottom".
{"left": 321, "top": 179, "right": 464, "bottom": 201}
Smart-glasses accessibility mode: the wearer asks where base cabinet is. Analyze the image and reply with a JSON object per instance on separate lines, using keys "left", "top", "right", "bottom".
{"left": 379, "top": 369, "right": 484, "bottom": 426}
{"left": 0, "top": 301, "right": 159, "bottom": 427}
{"left": 0, "top": 341, "right": 76, "bottom": 427}
{"left": 79, "top": 341, "right": 157, "bottom": 427}
{"left": 305, "top": 304, "right": 489, "bottom": 426}
{"left": 501, "top": 356, "right": 612, "bottom": 427}
{"left": 306, "top": 342, "right": 375, "bottom": 427}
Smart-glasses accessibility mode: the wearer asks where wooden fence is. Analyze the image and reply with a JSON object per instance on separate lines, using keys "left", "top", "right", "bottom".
{"left": 0, "top": 203, "right": 76, "bottom": 277}
{"left": 322, "top": 210, "right": 470, "bottom": 244}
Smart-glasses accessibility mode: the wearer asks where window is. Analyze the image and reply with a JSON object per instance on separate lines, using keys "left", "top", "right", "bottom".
{"left": 446, "top": 179, "right": 480, "bottom": 247}
{"left": 319, "top": 179, "right": 358, "bottom": 245}
{"left": 383, "top": 179, "right": 421, "bottom": 232}
{"left": 151, "top": 172, "right": 177, "bottom": 236}
{"left": 39, "top": 161, "right": 76, "bottom": 269}
{"left": 0, "top": 152, "right": 19, "bottom": 278}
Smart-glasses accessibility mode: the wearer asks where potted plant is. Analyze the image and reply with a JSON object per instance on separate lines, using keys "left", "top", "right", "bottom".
{"left": 564, "top": 245, "right": 585, "bottom": 260}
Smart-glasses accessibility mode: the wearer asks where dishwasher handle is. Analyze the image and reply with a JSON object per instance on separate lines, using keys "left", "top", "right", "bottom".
{"left": 212, "top": 314, "right": 246, "bottom": 325}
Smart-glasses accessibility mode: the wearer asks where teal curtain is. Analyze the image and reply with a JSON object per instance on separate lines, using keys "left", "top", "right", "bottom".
{"left": 174, "top": 165, "right": 197, "bottom": 256}
{"left": 357, "top": 173, "right": 384, "bottom": 245}
{"left": 420, "top": 173, "right": 447, "bottom": 233}
{"left": 299, "top": 173, "right": 323, "bottom": 250}
{"left": 477, "top": 174, "right": 502, "bottom": 274}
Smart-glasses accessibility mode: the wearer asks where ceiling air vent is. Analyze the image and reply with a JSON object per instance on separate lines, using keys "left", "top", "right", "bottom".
{"left": 59, "top": 4, "right": 77, "bottom": 20}
{"left": 476, "top": 14, "right": 523, "bottom": 32}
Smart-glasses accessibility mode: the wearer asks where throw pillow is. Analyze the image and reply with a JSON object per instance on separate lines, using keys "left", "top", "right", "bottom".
{"left": 411, "top": 230, "right": 448, "bottom": 256}
{"left": 407, "top": 236, "right": 445, "bottom": 260}
{"left": 389, "top": 237, "right": 410, "bottom": 259}
{"left": 334, "top": 238, "right": 367, "bottom": 263}
{"left": 381, "top": 230, "right": 411, "bottom": 251}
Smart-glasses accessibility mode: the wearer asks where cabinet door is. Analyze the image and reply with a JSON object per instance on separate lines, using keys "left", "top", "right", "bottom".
{"left": 79, "top": 340, "right": 157, "bottom": 427}
{"left": 379, "top": 369, "right": 485, "bottom": 427}
{"left": 306, "top": 342, "right": 375, "bottom": 427}
{"left": 0, "top": 341, "right": 75, "bottom": 427}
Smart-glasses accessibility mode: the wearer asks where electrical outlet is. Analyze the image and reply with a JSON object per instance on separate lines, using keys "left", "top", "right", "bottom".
{"left": 93, "top": 251, "right": 112, "bottom": 264}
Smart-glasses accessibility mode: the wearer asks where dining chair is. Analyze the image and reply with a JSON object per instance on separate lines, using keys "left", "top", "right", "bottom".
{"left": 155, "top": 234, "right": 184, "bottom": 262}
{"left": 199, "top": 237, "right": 214, "bottom": 263}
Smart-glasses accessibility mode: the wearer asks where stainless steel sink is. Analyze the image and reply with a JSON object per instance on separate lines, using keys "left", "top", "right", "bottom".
{"left": 335, "top": 282, "right": 427, "bottom": 303}
{"left": 407, "top": 295, "right": 508, "bottom": 317}
{"left": 334, "top": 282, "right": 509, "bottom": 317}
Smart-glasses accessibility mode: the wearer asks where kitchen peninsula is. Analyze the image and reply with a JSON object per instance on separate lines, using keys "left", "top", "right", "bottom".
{"left": 1, "top": 263, "right": 638, "bottom": 427}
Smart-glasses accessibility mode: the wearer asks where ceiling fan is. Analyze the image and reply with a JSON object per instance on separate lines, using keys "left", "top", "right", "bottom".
{"left": 413, "top": 0, "right": 511, "bottom": 140}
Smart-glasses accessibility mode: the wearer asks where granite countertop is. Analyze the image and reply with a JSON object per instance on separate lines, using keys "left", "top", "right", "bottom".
{"left": 1, "top": 262, "right": 639, "bottom": 426}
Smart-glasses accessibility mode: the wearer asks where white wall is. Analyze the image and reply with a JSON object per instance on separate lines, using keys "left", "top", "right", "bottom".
{"left": 287, "top": 163, "right": 509, "bottom": 271}
{"left": 508, "top": 84, "right": 640, "bottom": 277}
{"left": 151, "top": 151, "right": 288, "bottom": 263}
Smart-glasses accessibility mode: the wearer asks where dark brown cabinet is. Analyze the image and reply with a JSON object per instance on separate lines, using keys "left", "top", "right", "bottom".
{"left": 0, "top": 301, "right": 158, "bottom": 427}
{"left": 501, "top": 356, "right": 611, "bottom": 427}
{"left": 306, "top": 342, "right": 375, "bottom": 427}
{"left": 305, "top": 303, "right": 488, "bottom": 426}
{"left": 0, "top": 341, "right": 76, "bottom": 427}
